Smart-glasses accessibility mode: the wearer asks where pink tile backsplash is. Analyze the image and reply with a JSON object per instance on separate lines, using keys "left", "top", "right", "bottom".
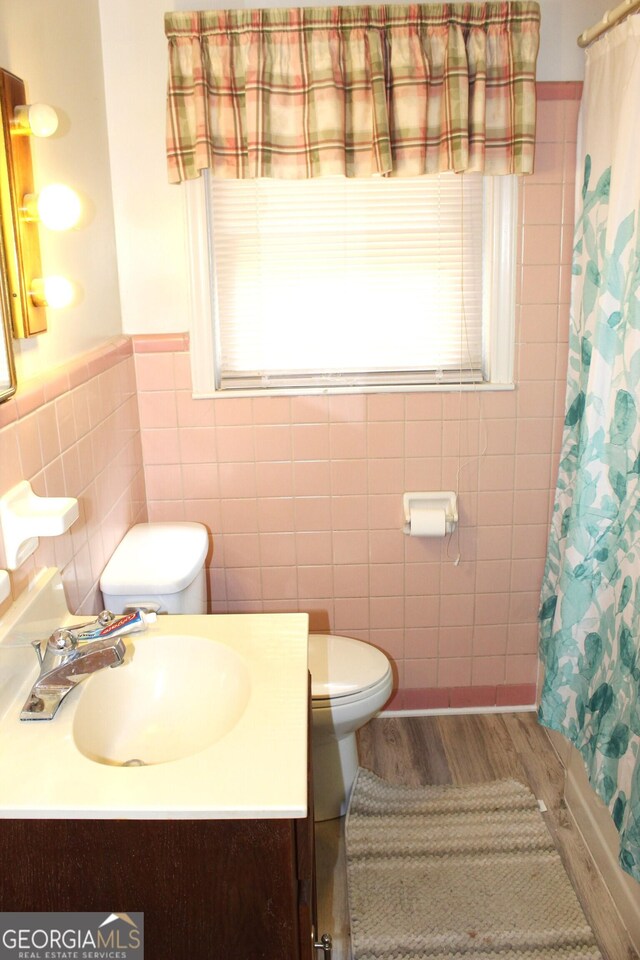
{"left": 0, "top": 338, "right": 146, "bottom": 615}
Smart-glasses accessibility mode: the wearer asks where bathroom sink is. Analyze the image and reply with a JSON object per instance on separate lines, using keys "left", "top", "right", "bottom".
{"left": 0, "top": 569, "right": 308, "bottom": 818}
{"left": 72, "top": 634, "right": 251, "bottom": 766}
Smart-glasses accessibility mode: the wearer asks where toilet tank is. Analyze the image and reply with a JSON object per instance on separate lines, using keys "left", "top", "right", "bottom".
{"left": 100, "top": 522, "right": 209, "bottom": 614}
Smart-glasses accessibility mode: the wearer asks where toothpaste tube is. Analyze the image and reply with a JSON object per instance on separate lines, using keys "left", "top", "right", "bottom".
{"left": 72, "top": 609, "right": 156, "bottom": 642}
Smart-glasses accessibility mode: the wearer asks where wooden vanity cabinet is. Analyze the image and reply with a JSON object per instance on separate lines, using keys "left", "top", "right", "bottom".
{"left": 0, "top": 687, "right": 320, "bottom": 960}
{"left": 2, "top": 814, "right": 316, "bottom": 960}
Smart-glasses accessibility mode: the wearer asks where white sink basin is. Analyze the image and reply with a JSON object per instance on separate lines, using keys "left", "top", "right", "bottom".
{"left": 72, "top": 634, "right": 251, "bottom": 766}
{"left": 0, "top": 569, "right": 309, "bottom": 819}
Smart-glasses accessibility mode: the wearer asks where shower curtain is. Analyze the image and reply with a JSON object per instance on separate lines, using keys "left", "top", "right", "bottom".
{"left": 538, "top": 15, "right": 640, "bottom": 882}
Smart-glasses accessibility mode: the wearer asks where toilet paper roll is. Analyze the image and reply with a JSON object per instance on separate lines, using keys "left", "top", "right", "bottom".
{"left": 410, "top": 507, "right": 446, "bottom": 537}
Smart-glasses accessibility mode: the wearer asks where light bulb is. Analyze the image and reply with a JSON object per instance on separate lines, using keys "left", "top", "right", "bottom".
{"left": 35, "top": 184, "right": 81, "bottom": 231}
{"left": 13, "top": 103, "right": 59, "bottom": 138}
{"left": 30, "top": 276, "right": 74, "bottom": 309}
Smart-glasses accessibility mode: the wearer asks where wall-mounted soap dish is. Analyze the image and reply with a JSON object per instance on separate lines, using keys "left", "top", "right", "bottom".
{"left": 0, "top": 481, "right": 79, "bottom": 570}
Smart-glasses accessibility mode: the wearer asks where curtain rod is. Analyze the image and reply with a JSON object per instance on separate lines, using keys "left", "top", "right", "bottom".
{"left": 577, "top": 0, "right": 640, "bottom": 47}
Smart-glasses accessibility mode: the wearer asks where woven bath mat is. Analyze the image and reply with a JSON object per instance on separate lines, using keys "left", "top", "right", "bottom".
{"left": 346, "top": 769, "right": 602, "bottom": 960}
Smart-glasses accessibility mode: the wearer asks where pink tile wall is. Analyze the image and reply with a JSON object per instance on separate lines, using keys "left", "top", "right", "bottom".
{"left": 0, "top": 338, "right": 147, "bottom": 614}
{"left": 133, "top": 89, "right": 580, "bottom": 711}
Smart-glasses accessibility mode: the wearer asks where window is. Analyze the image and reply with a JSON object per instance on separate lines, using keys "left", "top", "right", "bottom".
{"left": 186, "top": 174, "right": 517, "bottom": 395}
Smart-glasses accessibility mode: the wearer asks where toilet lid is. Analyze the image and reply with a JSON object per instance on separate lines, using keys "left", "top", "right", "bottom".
{"left": 309, "top": 633, "right": 391, "bottom": 700}
{"left": 100, "top": 522, "right": 209, "bottom": 595}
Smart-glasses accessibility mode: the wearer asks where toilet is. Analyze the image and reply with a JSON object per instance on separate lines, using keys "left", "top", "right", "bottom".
{"left": 100, "top": 522, "right": 209, "bottom": 614}
{"left": 100, "top": 523, "right": 392, "bottom": 822}
{"left": 309, "top": 633, "right": 392, "bottom": 821}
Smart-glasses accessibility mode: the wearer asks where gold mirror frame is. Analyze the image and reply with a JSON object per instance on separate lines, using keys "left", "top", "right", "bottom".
{"left": 0, "top": 228, "right": 17, "bottom": 403}
{"left": 0, "top": 69, "right": 20, "bottom": 404}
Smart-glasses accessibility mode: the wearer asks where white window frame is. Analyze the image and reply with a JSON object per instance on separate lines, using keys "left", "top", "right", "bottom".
{"left": 184, "top": 174, "right": 517, "bottom": 397}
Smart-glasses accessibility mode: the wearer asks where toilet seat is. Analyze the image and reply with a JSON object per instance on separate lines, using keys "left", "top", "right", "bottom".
{"left": 309, "top": 633, "right": 392, "bottom": 703}
{"left": 311, "top": 671, "right": 392, "bottom": 709}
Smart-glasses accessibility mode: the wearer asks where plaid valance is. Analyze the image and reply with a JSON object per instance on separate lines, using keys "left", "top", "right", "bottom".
{"left": 165, "top": 3, "right": 540, "bottom": 182}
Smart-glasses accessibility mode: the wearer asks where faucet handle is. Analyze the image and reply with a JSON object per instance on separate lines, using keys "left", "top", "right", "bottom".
{"left": 64, "top": 610, "right": 115, "bottom": 640}
{"left": 30, "top": 629, "right": 75, "bottom": 666}
{"left": 48, "top": 628, "right": 76, "bottom": 653}
{"left": 97, "top": 609, "right": 116, "bottom": 625}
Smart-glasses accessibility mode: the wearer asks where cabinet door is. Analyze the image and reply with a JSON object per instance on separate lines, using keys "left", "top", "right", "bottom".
{"left": 1, "top": 818, "right": 302, "bottom": 960}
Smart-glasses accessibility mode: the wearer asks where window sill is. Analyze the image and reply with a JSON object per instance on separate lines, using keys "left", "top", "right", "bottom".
{"left": 192, "top": 381, "right": 515, "bottom": 399}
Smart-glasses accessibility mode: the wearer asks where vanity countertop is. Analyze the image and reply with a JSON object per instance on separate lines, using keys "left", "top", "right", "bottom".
{"left": 0, "top": 569, "right": 309, "bottom": 820}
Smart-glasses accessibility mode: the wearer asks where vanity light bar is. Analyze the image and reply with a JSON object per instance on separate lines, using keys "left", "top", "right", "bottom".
{"left": 30, "top": 276, "right": 74, "bottom": 310}
{"left": 22, "top": 184, "right": 82, "bottom": 232}
{"left": 11, "top": 102, "right": 59, "bottom": 138}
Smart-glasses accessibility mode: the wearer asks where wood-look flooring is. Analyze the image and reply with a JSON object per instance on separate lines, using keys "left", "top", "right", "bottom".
{"left": 315, "top": 713, "right": 639, "bottom": 960}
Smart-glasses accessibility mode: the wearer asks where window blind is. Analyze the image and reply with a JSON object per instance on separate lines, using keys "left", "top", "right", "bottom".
{"left": 208, "top": 173, "right": 486, "bottom": 390}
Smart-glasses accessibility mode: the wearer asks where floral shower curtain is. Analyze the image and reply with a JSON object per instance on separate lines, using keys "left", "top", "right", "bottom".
{"left": 539, "top": 15, "right": 640, "bottom": 882}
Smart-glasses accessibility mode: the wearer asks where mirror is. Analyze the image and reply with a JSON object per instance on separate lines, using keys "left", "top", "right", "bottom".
{"left": 0, "top": 68, "right": 19, "bottom": 403}
{"left": 0, "top": 65, "right": 60, "bottom": 404}
{"left": 0, "top": 66, "right": 79, "bottom": 404}
{"left": 0, "top": 68, "right": 48, "bottom": 340}
{"left": 0, "top": 231, "right": 16, "bottom": 404}
{"left": 0, "top": 71, "right": 16, "bottom": 403}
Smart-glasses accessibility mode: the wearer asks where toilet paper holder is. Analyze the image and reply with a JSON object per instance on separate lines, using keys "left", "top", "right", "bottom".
{"left": 402, "top": 491, "right": 458, "bottom": 536}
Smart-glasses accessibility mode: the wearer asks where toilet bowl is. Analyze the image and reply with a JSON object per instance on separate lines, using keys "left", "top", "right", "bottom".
{"left": 100, "top": 522, "right": 209, "bottom": 614}
{"left": 309, "top": 633, "right": 393, "bottom": 821}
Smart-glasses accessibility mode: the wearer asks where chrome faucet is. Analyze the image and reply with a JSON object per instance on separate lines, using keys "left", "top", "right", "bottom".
{"left": 20, "top": 610, "right": 147, "bottom": 721}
